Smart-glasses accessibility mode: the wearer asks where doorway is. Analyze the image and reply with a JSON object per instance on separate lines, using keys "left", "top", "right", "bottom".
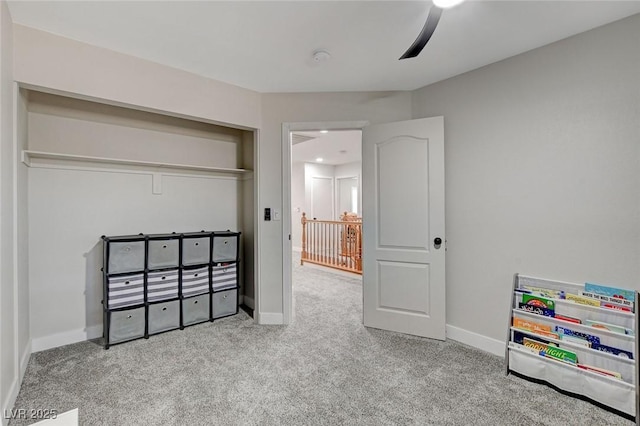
{"left": 282, "top": 121, "right": 368, "bottom": 324}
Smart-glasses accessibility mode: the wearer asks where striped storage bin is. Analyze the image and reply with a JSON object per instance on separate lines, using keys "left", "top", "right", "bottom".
{"left": 181, "top": 266, "right": 210, "bottom": 297}
{"left": 107, "top": 273, "right": 144, "bottom": 309}
{"left": 147, "top": 269, "right": 179, "bottom": 303}
{"left": 212, "top": 263, "right": 237, "bottom": 291}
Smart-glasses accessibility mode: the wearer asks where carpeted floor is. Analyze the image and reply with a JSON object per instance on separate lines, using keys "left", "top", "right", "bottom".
{"left": 10, "top": 258, "right": 632, "bottom": 425}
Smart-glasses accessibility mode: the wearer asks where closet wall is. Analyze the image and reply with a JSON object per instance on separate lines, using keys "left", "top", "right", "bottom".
{"left": 24, "top": 91, "right": 255, "bottom": 351}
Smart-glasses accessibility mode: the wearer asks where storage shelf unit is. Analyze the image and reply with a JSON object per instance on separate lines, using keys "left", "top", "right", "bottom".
{"left": 102, "top": 231, "right": 241, "bottom": 349}
{"left": 505, "top": 274, "right": 639, "bottom": 423}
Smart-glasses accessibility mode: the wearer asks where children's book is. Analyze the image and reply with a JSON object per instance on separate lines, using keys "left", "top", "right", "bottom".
{"left": 523, "top": 338, "right": 578, "bottom": 364}
{"left": 584, "top": 319, "right": 628, "bottom": 335}
{"left": 565, "top": 293, "right": 600, "bottom": 307}
{"left": 560, "top": 335, "right": 590, "bottom": 347}
{"left": 518, "top": 303, "right": 554, "bottom": 317}
{"left": 582, "top": 292, "right": 634, "bottom": 310}
{"left": 522, "top": 294, "right": 555, "bottom": 311}
{"left": 577, "top": 364, "right": 622, "bottom": 380}
{"left": 601, "top": 303, "right": 632, "bottom": 313}
{"left": 555, "top": 325, "right": 601, "bottom": 345}
{"left": 519, "top": 285, "right": 564, "bottom": 299}
{"left": 584, "top": 283, "right": 635, "bottom": 301}
{"left": 513, "top": 318, "right": 551, "bottom": 333}
{"left": 591, "top": 342, "right": 634, "bottom": 359}
{"left": 554, "top": 314, "right": 582, "bottom": 324}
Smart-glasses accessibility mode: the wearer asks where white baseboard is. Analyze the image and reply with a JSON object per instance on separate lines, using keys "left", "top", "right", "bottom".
{"left": 257, "top": 312, "right": 283, "bottom": 325}
{"left": 446, "top": 324, "right": 505, "bottom": 358}
{"left": 1, "top": 342, "right": 33, "bottom": 426}
{"left": 19, "top": 341, "right": 31, "bottom": 383}
{"left": 31, "top": 325, "right": 102, "bottom": 353}
{"left": 243, "top": 295, "right": 255, "bottom": 310}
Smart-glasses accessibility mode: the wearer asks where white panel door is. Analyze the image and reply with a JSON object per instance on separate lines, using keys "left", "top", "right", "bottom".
{"left": 311, "top": 176, "right": 333, "bottom": 220}
{"left": 362, "top": 117, "right": 445, "bottom": 339}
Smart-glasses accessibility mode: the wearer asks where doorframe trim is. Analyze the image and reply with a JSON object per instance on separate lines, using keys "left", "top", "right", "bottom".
{"left": 281, "top": 120, "right": 369, "bottom": 324}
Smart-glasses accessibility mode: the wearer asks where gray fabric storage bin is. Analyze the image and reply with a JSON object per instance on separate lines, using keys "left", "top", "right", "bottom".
{"left": 212, "top": 234, "right": 239, "bottom": 262}
{"left": 108, "top": 240, "right": 145, "bottom": 274}
{"left": 148, "top": 300, "right": 180, "bottom": 334}
{"left": 182, "top": 294, "right": 210, "bottom": 326}
{"left": 212, "top": 289, "right": 237, "bottom": 319}
{"left": 107, "top": 272, "right": 144, "bottom": 309}
{"left": 182, "top": 236, "right": 210, "bottom": 266}
{"left": 181, "top": 266, "right": 210, "bottom": 297}
{"left": 211, "top": 263, "right": 237, "bottom": 292}
{"left": 147, "top": 269, "right": 179, "bottom": 303}
{"left": 109, "top": 307, "right": 145, "bottom": 344}
{"left": 148, "top": 239, "right": 179, "bottom": 269}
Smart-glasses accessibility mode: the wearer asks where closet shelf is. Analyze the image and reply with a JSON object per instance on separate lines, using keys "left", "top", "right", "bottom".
{"left": 21, "top": 150, "right": 251, "bottom": 175}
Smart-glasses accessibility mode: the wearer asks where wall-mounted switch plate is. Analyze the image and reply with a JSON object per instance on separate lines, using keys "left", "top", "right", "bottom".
{"left": 273, "top": 209, "right": 281, "bottom": 221}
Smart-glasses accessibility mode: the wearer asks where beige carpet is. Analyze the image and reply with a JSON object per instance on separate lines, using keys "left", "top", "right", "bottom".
{"left": 9, "top": 258, "right": 632, "bottom": 425}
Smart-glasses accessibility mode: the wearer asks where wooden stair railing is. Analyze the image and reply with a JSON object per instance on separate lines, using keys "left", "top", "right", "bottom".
{"left": 301, "top": 212, "right": 362, "bottom": 274}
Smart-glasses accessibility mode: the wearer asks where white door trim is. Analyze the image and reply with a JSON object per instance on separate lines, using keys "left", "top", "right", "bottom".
{"left": 281, "top": 121, "right": 369, "bottom": 324}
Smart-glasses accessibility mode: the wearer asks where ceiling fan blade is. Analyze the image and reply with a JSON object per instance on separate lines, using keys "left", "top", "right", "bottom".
{"left": 399, "top": 6, "right": 443, "bottom": 60}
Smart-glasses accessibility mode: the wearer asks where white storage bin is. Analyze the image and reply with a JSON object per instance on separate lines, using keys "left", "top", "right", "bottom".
{"left": 182, "top": 235, "right": 211, "bottom": 266}
{"left": 148, "top": 238, "right": 179, "bottom": 269}
{"left": 107, "top": 240, "right": 145, "bottom": 274}
{"left": 182, "top": 294, "right": 210, "bottom": 326}
{"left": 109, "top": 307, "right": 145, "bottom": 344}
{"left": 212, "top": 289, "right": 237, "bottom": 319}
{"left": 212, "top": 233, "right": 239, "bottom": 262}
{"left": 148, "top": 300, "right": 180, "bottom": 335}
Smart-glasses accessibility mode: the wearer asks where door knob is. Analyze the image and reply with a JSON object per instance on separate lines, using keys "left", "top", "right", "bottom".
{"left": 434, "top": 237, "right": 442, "bottom": 246}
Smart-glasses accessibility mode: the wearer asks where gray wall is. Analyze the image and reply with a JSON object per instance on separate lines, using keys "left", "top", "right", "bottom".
{"left": 412, "top": 13, "right": 640, "bottom": 343}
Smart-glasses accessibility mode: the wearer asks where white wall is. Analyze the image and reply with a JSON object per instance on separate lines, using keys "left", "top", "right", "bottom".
{"left": 13, "top": 25, "right": 261, "bottom": 130}
{"left": 412, "top": 13, "right": 640, "bottom": 346}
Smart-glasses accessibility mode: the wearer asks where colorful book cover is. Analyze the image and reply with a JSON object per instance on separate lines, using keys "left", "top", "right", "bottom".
{"left": 555, "top": 325, "right": 601, "bottom": 345}
{"left": 565, "top": 293, "right": 601, "bottom": 307}
{"left": 584, "top": 283, "right": 635, "bottom": 302}
{"left": 577, "top": 364, "right": 622, "bottom": 380}
{"left": 523, "top": 338, "right": 577, "bottom": 364}
{"left": 591, "top": 342, "right": 634, "bottom": 359}
{"left": 513, "top": 318, "right": 552, "bottom": 333}
{"left": 560, "top": 335, "right": 591, "bottom": 347}
{"left": 601, "top": 303, "right": 632, "bottom": 313}
{"left": 519, "top": 285, "right": 564, "bottom": 299}
{"left": 584, "top": 319, "right": 627, "bottom": 335}
{"left": 522, "top": 294, "right": 555, "bottom": 311}
{"left": 581, "top": 292, "right": 634, "bottom": 310}
{"left": 554, "top": 314, "right": 582, "bottom": 324}
{"left": 518, "top": 303, "right": 554, "bottom": 317}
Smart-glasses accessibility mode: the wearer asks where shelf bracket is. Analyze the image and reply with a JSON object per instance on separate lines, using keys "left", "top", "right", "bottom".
{"left": 152, "top": 173, "right": 162, "bottom": 195}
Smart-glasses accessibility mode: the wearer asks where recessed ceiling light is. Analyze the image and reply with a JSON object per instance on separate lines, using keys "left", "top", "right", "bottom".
{"left": 316, "top": 157, "right": 324, "bottom": 162}
{"left": 320, "top": 130, "right": 329, "bottom": 134}
{"left": 312, "top": 50, "right": 331, "bottom": 63}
